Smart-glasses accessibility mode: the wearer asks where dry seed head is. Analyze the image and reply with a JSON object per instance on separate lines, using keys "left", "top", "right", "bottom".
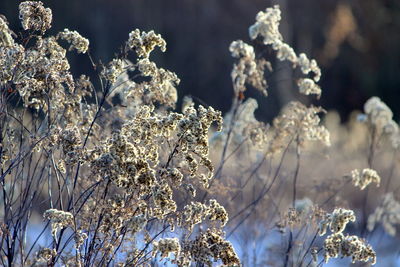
{"left": 270, "top": 102, "right": 330, "bottom": 154}
{"left": 368, "top": 193, "right": 400, "bottom": 236}
{"left": 249, "top": 5, "right": 282, "bottom": 45}
{"left": 229, "top": 40, "right": 255, "bottom": 59}
{"left": 184, "top": 229, "right": 240, "bottom": 267}
{"left": 248, "top": 5, "right": 321, "bottom": 87}
{"left": 43, "top": 209, "right": 74, "bottom": 237}
{"left": 153, "top": 237, "right": 181, "bottom": 258}
{"left": 127, "top": 29, "right": 166, "bottom": 58}
{"left": 297, "top": 78, "right": 322, "bottom": 97}
{"left": 323, "top": 233, "right": 376, "bottom": 265}
{"left": 274, "top": 41, "right": 297, "bottom": 63}
{"left": 74, "top": 230, "right": 88, "bottom": 249}
{"left": 0, "top": 17, "right": 15, "bottom": 47}
{"left": 363, "top": 97, "right": 396, "bottom": 132}
{"left": 318, "top": 208, "right": 355, "bottom": 236}
{"left": 329, "top": 208, "right": 356, "bottom": 234}
{"left": 207, "top": 199, "right": 229, "bottom": 227}
{"left": 57, "top": 28, "right": 89, "bottom": 54}
{"left": 180, "top": 199, "right": 228, "bottom": 230}
{"left": 19, "top": 1, "right": 52, "bottom": 32}
{"left": 297, "top": 53, "right": 321, "bottom": 82}
{"left": 350, "top": 168, "right": 380, "bottom": 190}
{"left": 0, "top": 44, "right": 24, "bottom": 85}
{"left": 36, "top": 248, "right": 57, "bottom": 263}
{"left": 126, "top": 215, "right": 147, "bottom": 233}
{"left": 362, "top": 97, "right": 400, "bottom": 149}
{"left": 102, "top": 58, "right": 124, "bottom": 83}
{"left": 229, "top": 40, "right": 268, "bottom": 96}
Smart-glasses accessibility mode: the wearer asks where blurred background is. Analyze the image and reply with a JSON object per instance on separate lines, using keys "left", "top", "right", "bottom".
{"left": 1, "top": 0, "right": 399, "bottom": 121}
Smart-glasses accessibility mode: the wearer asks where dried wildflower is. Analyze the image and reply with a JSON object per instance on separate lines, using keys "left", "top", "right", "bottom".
{"left": 229, "top": 40, "right": 269, "bottom": 96}
{"left": 207, "top": 199, "right": 229, "bottom": 227}
{"left": 36, "top": 248, "right": 57, "bottom": 263}
{"left": 43, "top": 209, "right": 74, "bottom": 237}
{"left": 57, "top": 160, "right": 66, "bottom": 174}
{"left": 249, "top": 5, "right": 282, "bottom": 45}
{"left": 19, "top": 1, "right": 52, "bottom": 32}
{"left": 74, "top": 230, "right": 88, "bottom": 249}
{"left": 318, "top": 208, "right": 355, "bottom": 236}
{"left": 244, "top": 122, "right": 269, "bottom": 149}
{"left": 153, "top": 183, "right": 177, "bottom": 217}
{"left": 57, "top": 29, "right": 89, "bottom": 54}
{"left": 368, "top": 193, "right": 400, "bottom": 236}
{"left": 153, "top": 237, "right": 181, "bottom": 258}
{"left": 229, "top": 40, "right": 255, "bottom": 59}
{"left": 102, "top": 58, "right": 124, "bottom": 83}
{"left": 60, "top": 126, "right": 82, "bottom": 164}
{"left": 248, "top": 5, "right": 322, "bottom": 96}
{"left": 276, "top": 204, "right": 316, "bottom": 232}
{"left": 182, "top": 183, "right": 196, "bottom": 198}
{"left": 297, "top": 78, "right": 321, "bottom": 97}
{"left": 287, "top": 208, "right": 301, "bottom": 228}
{"left": 182, "top": 95, "right": 194, "bottom": 113}
{"left": 214, "top": 98, "right": 268, "bottom": 150}
{"left": 135, "top": 58, "right": 180, "bottom": 107}
{"left": 180, "top": 199, "right": 228, "bottom": 231}
{"left": 340, "top": 235, "right": 376, "bottom": 265}
{"left": 297, "top": 53, "right": 321, "bottom": 82}
{"left": 176, "top": 105, "right": 222, "bottom": 162}
{"left": 90, "top": 102, "right": 220, "bottom": 195}
{"left": 350, "top": 168, "right": 380, "bottom": 190}
{"left": 184, "top": 229, "right": 240, "bottom": 267}
{"left": 360, "top": 97, "right": 400, "bottom": 149}
{"left": 323, "top": 233, "right": 342, "bottom": 263}
{"left": 270, "top": 101, "right": 330, "bottom": 154}
{"left": 319, "top": 210, "right": 376, "bottom": 264}
{"left": 13, "top": 35, "right": 75, "bottom": 112}
{"left": 274, "top": 41, "right": 297, "bottom": 63}
{"left": 126, "top": 215, "right": 147, "bottom": 233}
{"left": 0, "top": 17, "right": 15, "bottom": 47}
{"left": 323, "top": 233, "right": 376, "bottom": 265}
{"left": 181, "top": 202, "right": 209, "bottom": 229}
{"left": 127, "top": 29, "right": 166, "bottom": 58}
{"left": 99, "top": 195, "right": 132, "bottom": 234}
{"left": 166, "top": 167, "right": 184, "bottom": 185}
{"left": 0, "top": 44, "right": 24, "bottom": 85}
{"left": 61, "top": 126, "right": 81, "bottom": 153}
{"left": 363, "top": 97, "right": 395, "bottom": 131}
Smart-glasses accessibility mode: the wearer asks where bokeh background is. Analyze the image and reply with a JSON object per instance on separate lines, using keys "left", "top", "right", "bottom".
{"left": 1, "top": 0, "right": 399, "bottom": 121}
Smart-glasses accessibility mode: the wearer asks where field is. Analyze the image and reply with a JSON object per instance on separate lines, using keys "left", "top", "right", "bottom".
{"left": 0, "top": 1, "right": 399, "bottom": 266}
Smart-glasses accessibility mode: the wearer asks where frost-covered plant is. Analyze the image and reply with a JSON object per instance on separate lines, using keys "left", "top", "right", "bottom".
{"left": 0, "top": 1, "right": 235, "bottom": 266}
{"left": 319, "top": 209, "right": 376, "bottom": 265}
{"left": 368, "top": 193, "right": 400, "bottom": 236}
{"left": 323, "top": 232, "right": 376, "bottom": 265}
{"left": 350, "top": 168, "right": 381, "bottom": 190}
{"left": 1, "top": 2, "right": 397, "bottom": 267}
{"left": 247, "top": 5, "right": 321, "bottom": 96}
{"left": 318, "top": 208, "right": 356, "bottom": 236}
{"left": 19, "top": 1, "right": 52, "bottom": 32}
{"left": 43, "top": 209, "right": 74, "bottom": 237}
{"left": 57, "top": 28, "right": 89, "bottom": 54}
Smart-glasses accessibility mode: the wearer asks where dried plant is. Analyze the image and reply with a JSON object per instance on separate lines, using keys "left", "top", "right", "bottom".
{"left": 0, "top": 2, "right": 398, "bottom": 267}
